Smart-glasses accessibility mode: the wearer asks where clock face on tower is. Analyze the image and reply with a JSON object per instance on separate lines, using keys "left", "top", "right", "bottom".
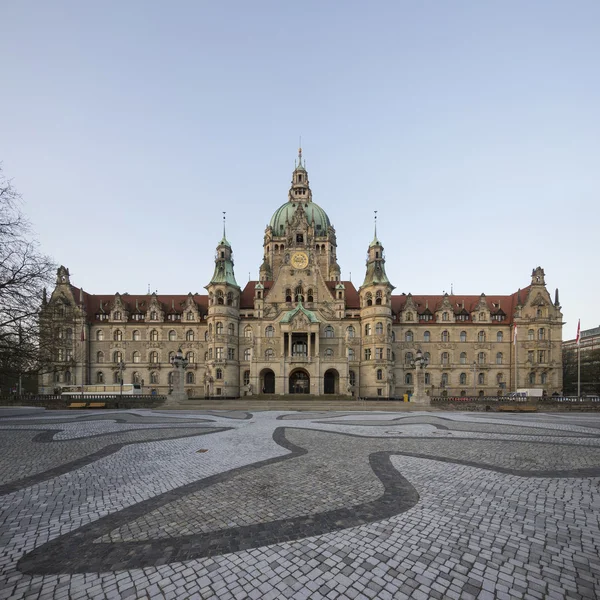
{"left": 291, "top": 251, "right": 309, "bottom": 270}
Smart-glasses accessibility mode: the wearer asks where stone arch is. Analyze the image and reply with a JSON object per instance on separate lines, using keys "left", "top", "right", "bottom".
{"left": 289, "top": 369, "right": 310, "bottom": 394}
{"left": 260, "top": 368, "right": 275, "bottom": 394}
{"left": 324, "top": 369, "right": 339, "bottom": 394}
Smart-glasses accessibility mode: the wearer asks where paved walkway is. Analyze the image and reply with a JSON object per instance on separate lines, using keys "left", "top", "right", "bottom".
{"left": 1, "top": 408, "right": 599, "bottom": 599}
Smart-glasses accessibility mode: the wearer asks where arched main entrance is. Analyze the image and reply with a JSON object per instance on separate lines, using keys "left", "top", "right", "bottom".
{"left": 323, "top": 369, "right": 339, "bottom": 394}
{"left": 289, "top": 370, "right": 310, "bottom": 394}
{"left": 261, "top": 369, "right": 275, "bottom": 394}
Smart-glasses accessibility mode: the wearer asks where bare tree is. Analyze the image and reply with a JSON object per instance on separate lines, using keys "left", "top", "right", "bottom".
{"left": 0, "top": 165, "right": 55, "bottom": 392}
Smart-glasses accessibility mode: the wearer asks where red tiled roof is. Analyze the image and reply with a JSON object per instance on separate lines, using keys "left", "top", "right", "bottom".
{"left": 325, "top": 281, "right": 360, "bottom": 309}
{"left": 70, "top": 287, "right": 209, "bottom": 323}
{"left": 390, "top": 286, "right": 531, "bottom": 325}
{"left": 240, "top": 281, "right": 274, "bottom": 309}
{"left": 70, "top": 283, "right": 531, "bottom": 325}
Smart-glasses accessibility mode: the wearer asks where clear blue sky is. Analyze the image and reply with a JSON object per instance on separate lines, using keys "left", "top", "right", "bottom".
{"left": 1, "top": 1, "right": 598, "bottom": 340}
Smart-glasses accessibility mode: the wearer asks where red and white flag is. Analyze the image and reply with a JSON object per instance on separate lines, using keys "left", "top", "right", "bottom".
{"left": 576, "top": 319, "right": 580, "bottom": 346}
{"left": 81, "top": 327, "right": 85, "bottom": 342}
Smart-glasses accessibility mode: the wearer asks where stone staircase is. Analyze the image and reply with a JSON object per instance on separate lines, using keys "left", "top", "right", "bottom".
{"left": 159, "top": 394, "right": 435, "bottom": 412}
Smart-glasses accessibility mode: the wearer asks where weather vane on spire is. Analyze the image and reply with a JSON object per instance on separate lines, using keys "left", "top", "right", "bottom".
{"left": 222, "top": 211, "right": 226, "bottom": 238}
{"left": 374, "top": 210, "right": 378, "bottom": 237}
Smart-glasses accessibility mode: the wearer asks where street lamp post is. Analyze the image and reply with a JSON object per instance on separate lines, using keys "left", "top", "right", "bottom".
{"left": 472, "top": 361, "right": 477, "bottom": 398}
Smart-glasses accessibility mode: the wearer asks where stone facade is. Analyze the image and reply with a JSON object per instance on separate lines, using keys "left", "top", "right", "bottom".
{"left": 39, "top": 151, "right": 564, "bottom": 398}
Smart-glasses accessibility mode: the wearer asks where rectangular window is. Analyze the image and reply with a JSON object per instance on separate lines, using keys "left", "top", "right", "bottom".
{"left": 209, "top": 348, "right": 213, "bottom": 359}
{"left": 364, "top": 348, "right": 372, "bottom": 360}
{"left": 375, "top": 348, "right": 383, "bottom": 359}
{"left": 527, "top": 351, "right": 534, "bottom": 363}
{"left": 377, "top": 388, "right": 382, "bottom": 396}
{"left": 387, "top": 349, "right": 391, "bottom": 360}
{"left": 216, "top": 388, "right": 222, "bottom": 395}
{"left": 228, "top": 348, "right": 235, "bottom": 360}
{"left": 216, "top": 347, "right": 223, "bottom": 359}
{"left": 538, "top": 350, "right": 545, "bottom": 363}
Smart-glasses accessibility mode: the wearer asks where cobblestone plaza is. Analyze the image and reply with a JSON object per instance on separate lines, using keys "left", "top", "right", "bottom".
{"left": 1, "top": 408, "right": 599, "bottom": 599}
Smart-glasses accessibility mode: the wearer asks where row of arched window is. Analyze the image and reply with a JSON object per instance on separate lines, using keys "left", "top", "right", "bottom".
{"left": 110, "top": 347, "right": 519, "bottom": 364}
{"left": 406, "top": 330, "right": 504, "bottom": 343}
{"left": 529, "top": 372, "right": 548, "bottom": 384}
{"left": 363, "top": 323, "right": 393, "bottom": 336}
{"left": 94, "top": 326, "right": 548, "bottom": 344}
{"left": 209, "top": 322, "right": 236, "bottom": 336}
{"left": 402, "top": 372, "right": 508, "bottom": 386}
{"left": 403, "top": 311, "right": 512, "bottom": 323}
{"left": 98, "top": 351, "right": 197, "bottom": 364}
{"left": 93, "top": 367, "right": 544, "bottom": 387}
{"left": 98, "top": 329, "right": 198, "bottom": 342}
{"left": 285, "top": 288, "right": 314, "bottom": 303}
{"left": 208, "top": 291, "right": 236, "bottom": 306}
{"left": 110, "top": 310, "right": 197, "bottom": 322}
{"left": 94, "top": 371, "right": 197, "bottom": 385}
{"left": 365, "top": 291, "right": 386, "bottom": 306}
{"left": 403, "top": 351, "right": 505, "bottom": 365}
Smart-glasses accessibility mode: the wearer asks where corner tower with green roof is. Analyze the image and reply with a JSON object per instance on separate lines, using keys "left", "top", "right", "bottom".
{"left": 204, "top": 216, "right": 241, "bottom": 398}
{"left": 359, "top": 214, "right": 396, "bottom": 398}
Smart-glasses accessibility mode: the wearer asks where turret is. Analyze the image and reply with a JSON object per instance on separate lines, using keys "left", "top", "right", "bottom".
{"left": 205, "top": 214, "right": 241, "bottom": 398}
{"left": 359, "top": 213, "right": 396, "bottom": 398}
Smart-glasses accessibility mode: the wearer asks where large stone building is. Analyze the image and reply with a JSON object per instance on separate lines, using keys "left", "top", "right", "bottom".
{"left": 39, "top": 151, "right": 564, "bottom": 398}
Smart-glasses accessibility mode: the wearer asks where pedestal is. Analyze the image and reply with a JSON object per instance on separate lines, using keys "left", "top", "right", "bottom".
{"left": 163, "top": 349, "right": 188, "bottom": 408}
{"left": 412, "top": 367, "right": 430, "bottom": 406}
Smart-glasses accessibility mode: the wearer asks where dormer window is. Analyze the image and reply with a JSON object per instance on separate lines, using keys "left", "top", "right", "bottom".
{"left": 298, "top": 174, "right": 302, "bottom": 182}
{"left": 221, "top": 251, "right": 225, "bottom": 258}
{"left": 296, "top": 233, "right": 303, "bottom": 243}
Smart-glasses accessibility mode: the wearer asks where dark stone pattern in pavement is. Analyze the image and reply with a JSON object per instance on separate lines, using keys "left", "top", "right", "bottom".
{"left": 311, "top": 414, "right": 598, "bottom": 436}
{"left": 0, "top": 410, "right": 599, "bottom": 599}
{"left": 0, "top": 425, "right": 228, "bottom": 494}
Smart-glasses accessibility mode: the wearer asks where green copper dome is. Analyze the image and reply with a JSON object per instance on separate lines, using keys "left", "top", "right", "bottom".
{"left": 269, "top": 201, "right": 331, "bottom": 236}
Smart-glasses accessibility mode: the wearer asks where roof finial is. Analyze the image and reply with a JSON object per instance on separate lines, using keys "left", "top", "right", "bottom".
{"left": 451, "top": 283, "right": 454, "bottom": 295}
{"left": 222, "top": 211, "right": 226, "bottom": 238}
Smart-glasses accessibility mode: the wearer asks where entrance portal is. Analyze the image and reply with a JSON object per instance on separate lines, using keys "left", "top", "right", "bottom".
{"left": 289, "top": 370, "right": 310, "bottom": 394}
{"left": 323, "top": 369, "right": 339, "bottom": 394}
{"left": 261, "top": 370, "right": 275, "bottom": 394}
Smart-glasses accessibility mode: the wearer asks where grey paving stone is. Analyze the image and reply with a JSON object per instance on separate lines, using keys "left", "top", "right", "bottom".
{"left": 0, "top": 410, "right": 598, "bottom": 599}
